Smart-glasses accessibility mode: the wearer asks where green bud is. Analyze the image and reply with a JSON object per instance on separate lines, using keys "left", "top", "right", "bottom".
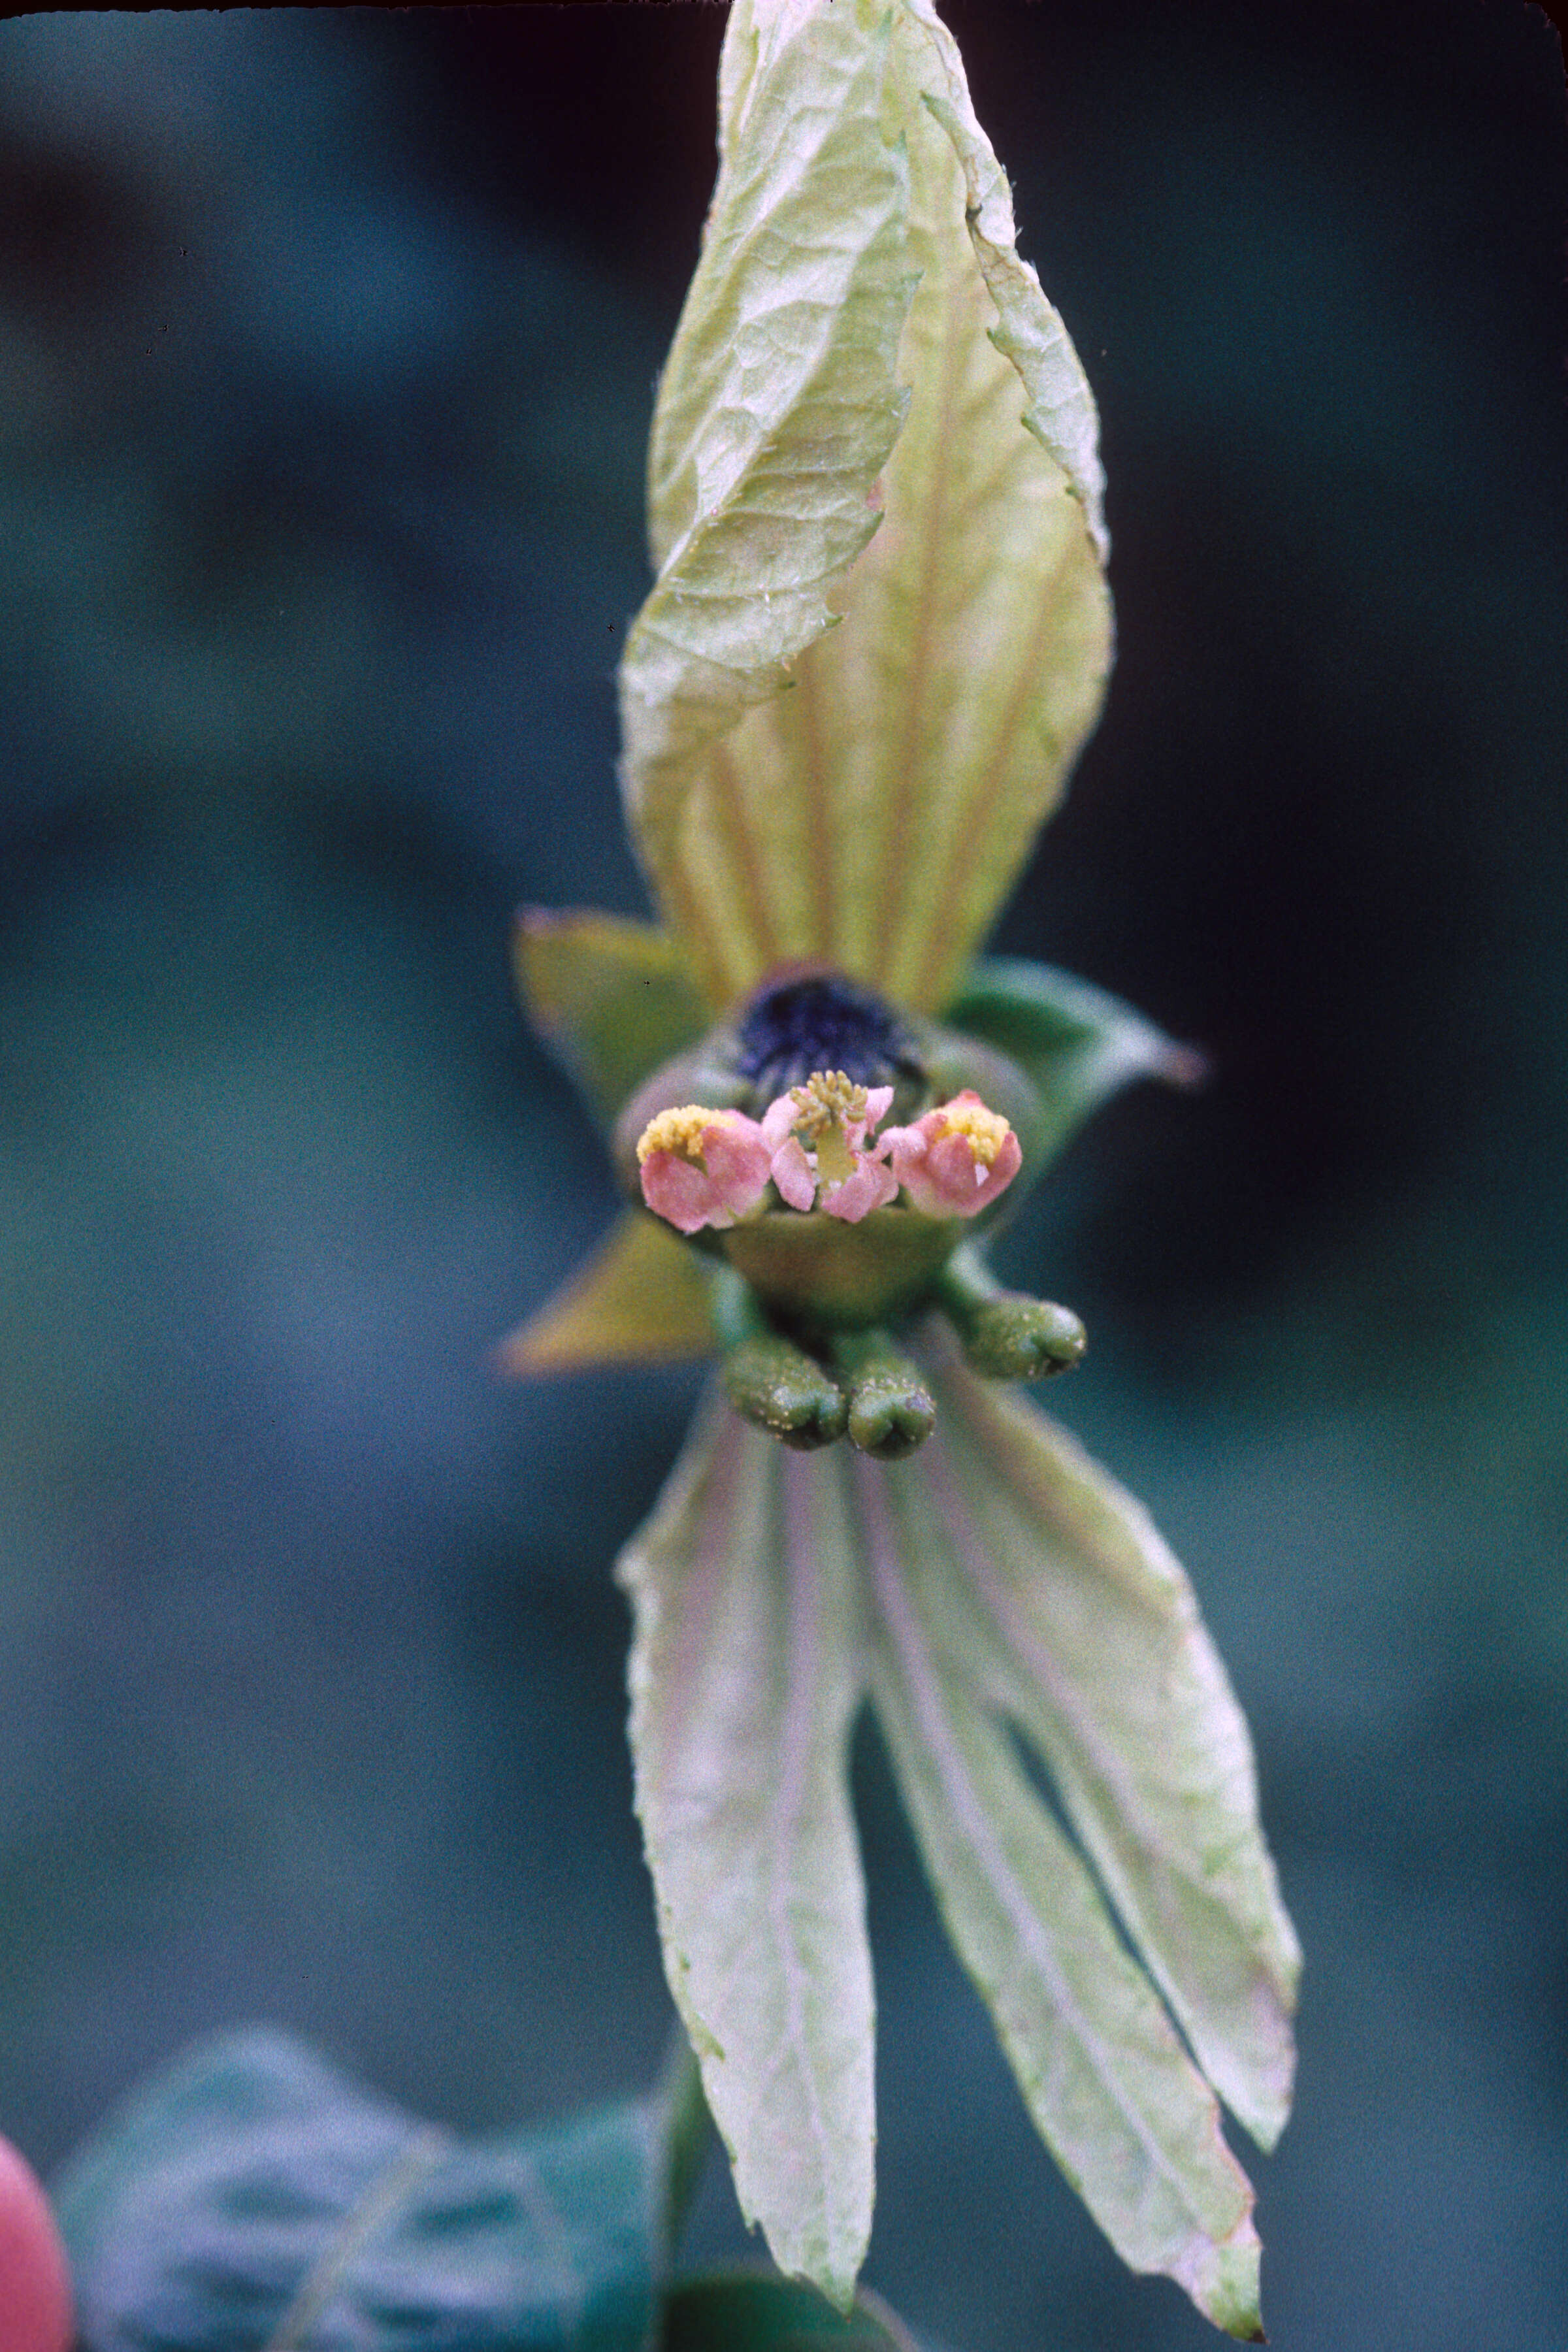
{"left": 936, "top": 1245, "right": 1086, "bottom": 1382}
{"left": 831, "top": 1330, "right": 937, "bottom": 1462}
{"left": 721, "top": 1333, "right": 849, "bottom": 1451}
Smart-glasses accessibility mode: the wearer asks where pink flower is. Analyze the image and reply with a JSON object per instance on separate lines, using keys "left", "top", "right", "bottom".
{"left": 883, "top": 1090, "right": 1022, "bottom": 1218}
{"left": 637, "top": 1106, "right": 774, "bottom": 1234}
{"left": 761, "top": 1075, "right": 898, "bottom": 1224}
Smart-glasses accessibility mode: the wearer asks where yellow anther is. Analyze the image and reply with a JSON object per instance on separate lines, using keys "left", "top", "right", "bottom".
{"left": 932, "top": 1098, "right": 1012, "bottom": 1166}
{"left": 636, "top": 1105, "right": 733, "bottom": 1166}
{"left": 787, "top": 1070, "right": 868, "bottom": 1141}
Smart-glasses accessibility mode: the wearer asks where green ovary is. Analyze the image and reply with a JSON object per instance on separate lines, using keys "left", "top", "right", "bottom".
{"left": 717, "top": 1205, "right": 963, "bottom": 1331}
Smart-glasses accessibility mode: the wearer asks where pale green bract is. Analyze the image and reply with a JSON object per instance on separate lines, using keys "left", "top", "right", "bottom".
{"left": 619, "top": 0, "right": 1111, "bottom": 1015}
{"left": 512, "top": 0, "right": 1299, "bottom": 2338}
{"left": 620, "top": 1388, "right": 874, "bottom": 2311}
{"left": 619, "top": 1347, "right": 1297, "bottom": 2339}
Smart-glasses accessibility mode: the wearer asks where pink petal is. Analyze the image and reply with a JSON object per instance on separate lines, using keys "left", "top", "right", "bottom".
{"left": 640, "top": 1151, "right": 732, "bottom": 1233}
{"left": 884, "top": 1123, "right": 932, "bottom": 1204}
{"left": 821, "top": 1157, "right": 899, "bottom": 1224}
{"left": 969, "top": 1126, "right": 1022, "bottom": 1211}
{"left": 770, "top": 1135, "right": 817, "bottom": 1211}
{"left": 892, "top": 1122, "right": 1022, "bottom": 1218}
{"left": 924, "top": 1130, "right": 989, "bottom": 1209}
{"left": 702, "top": 1119, "right": 774, "bottom": 1219}
{"left": 760, "top": 1093, "right": 799, "bottom": 1148}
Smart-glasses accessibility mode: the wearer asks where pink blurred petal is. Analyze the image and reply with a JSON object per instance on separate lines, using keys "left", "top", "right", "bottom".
{"left": 703, "top": 1120, "right": 774, "bottom": 1218}
{"left": 0, "top": 2137, "right": 73, "bottom": 2352}
{"left": 822, "top": 1158, "right": 900, "bottom": 1223}
{"left": 640, "top": 1151, "right": 730, "bottom": 1233}
{"left": 760, "top": 1093, "right": 799, "bottom": 1148}
{"left": 771, "top": 1135, "right": 817, "bottom": 1211}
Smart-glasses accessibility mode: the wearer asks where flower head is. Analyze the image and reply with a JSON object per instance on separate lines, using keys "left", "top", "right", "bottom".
{"left": 637, "top": 1062, "right": 1026, "bottom": 1239}
{"left": 761, "top": 1071, "right": 898, "bottom": 1222}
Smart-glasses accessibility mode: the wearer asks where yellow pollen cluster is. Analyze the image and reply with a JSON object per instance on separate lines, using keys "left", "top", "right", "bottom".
{"left": 636, "top": 1104, "right": 731, "bottom": 1166}
{"left": 933, "top": 1098, "right": 1013, "bottom": 1166}
{"left": 788, "top": 1070, "right": 868, "bottom": 1140}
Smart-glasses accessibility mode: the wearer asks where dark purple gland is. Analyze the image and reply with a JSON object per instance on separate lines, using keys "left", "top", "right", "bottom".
{"left": 735, "top": 971, "right": 926, "bottom": 1102}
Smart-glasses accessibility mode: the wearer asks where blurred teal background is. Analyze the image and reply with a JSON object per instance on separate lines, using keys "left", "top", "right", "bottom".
{"left": 0, "top": 6, "right": 1563, "bottom": 2347}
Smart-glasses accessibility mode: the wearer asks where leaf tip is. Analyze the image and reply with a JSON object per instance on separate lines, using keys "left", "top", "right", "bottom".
{"left": 1173, "top": 2213, "right": 1266, "bottom": 2342}
{"left": 1158, "top": 1037, "right": 1212, "bottom": 1089}
{"left": 788, "top": 2244, "right": 864, "bottom": 2323}
{"left": 739, "top": 2189, "right": 869, "bottom": 2323}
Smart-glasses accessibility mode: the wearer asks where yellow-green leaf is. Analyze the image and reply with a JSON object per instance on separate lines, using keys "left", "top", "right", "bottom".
{"left": 617, "top": 0, "right": 1111, "bottom": 1013}
{"left": 617, "top": 1389, "right": 875, "bottom": 2310}
{"left": 904, "top": 0, "right": 1106, "bottom": 558}
{"left": 514, "top": 909, "right": 710, "bottom": 1136}
{"left": 615, "top": 1345, "right": 1293, "bottom": 2331}
{"left": 496, "top": 1213, "right": 717, "bottom": 1378}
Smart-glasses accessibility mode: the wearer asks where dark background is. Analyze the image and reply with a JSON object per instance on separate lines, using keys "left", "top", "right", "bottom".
{"left": 0, "top": 6, "right": 1564, "bottom": 2347}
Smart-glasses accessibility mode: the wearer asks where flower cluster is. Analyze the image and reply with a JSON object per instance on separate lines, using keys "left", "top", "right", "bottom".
{"left": 636, "top": 1072, "right": 1021, "bottom": 1236}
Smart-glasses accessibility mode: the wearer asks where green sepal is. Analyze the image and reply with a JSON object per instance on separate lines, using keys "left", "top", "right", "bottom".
{"left": 497, "top": 1210, "right": 719, "bottom": 1377}
{"left": 54, "top": 2027, "right": 696, "bottom": 2352}
{"left": 514, "top": 908, "right": 710, "bottom": 1137}
{"left": 944, "top": 955, "right": 1203, "bottom": 1177}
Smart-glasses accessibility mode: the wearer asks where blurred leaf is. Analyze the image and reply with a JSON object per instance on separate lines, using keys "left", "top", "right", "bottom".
{"left": 923, "top": 1349, "right": 1300, "bottom": 2151}
{"left": 515, "top": 909, "right": 711, "bottom": 1135}
{"left": 497, "top": 1212, "right": 719, "bottom": 1378}
{"left": 54, "top": 2027, "right": 694, "bottom": 2352}
{"left": 943, "top": 957, "right": 1203, "bottom": 1175}
{"left": 619, "top": 0, "right": 1111, "bottom": 1016}
{"left": 621, "top": 0, "right": 915, "bottom": 1006}
{"left": 661, "top": 2272, "right": 917, "bottom": 2352}
{"left": 617, "top": 1392, "right": 874, "bottom": 2311}
{"left": 855, "top": 1347, "right": 1290, "bottom": 2342}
